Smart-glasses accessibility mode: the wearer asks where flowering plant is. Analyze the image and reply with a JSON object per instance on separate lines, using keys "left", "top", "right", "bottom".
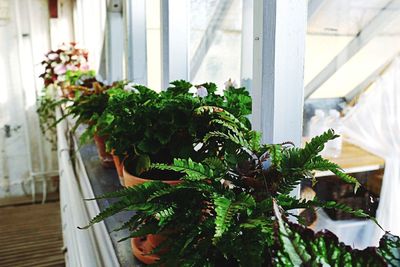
{"left": 39, "top": 42, "right": 89, "bottom": 87}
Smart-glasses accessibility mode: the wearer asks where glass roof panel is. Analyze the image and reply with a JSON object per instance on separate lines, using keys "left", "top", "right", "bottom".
{"left": 306, "top": 0, "right": 400, "bottom": 99}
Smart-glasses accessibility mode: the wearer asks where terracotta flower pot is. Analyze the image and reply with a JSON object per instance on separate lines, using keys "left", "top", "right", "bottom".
{"left": 132, "top": 232, "right": 171, "bottom": 265}
{"left": 93, "top": 134, "right": 114, "bottom": 169}
{"left": 122, "top": 166, "right": 182, "bottom": 187}
{"left": 131, "top": 237, "right": 160, "bottom": 265}
{"left": 123, "top": 166, "right": 181, "bottom": 264}
{"left": 111, "top": 153, "right": 125, "bottom": 186}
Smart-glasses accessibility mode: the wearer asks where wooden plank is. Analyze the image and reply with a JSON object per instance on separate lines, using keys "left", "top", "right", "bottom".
{"left": 316, "top": 141, "right": 385, "bottom": 177}
{"left": 0, "top": 201, "right": 65, "bottom": 267}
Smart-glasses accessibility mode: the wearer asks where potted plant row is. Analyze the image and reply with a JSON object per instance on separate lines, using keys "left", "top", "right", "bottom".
{"left": 37, "top": 44, "right": 400, "bottom": 265}
{"left": 82, "top": 107, "right": 400, "bottom": 266}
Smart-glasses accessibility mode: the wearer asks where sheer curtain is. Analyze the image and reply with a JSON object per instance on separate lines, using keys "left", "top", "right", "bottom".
{"left": 342, "top": 57, "right": 400, "bottom": 246}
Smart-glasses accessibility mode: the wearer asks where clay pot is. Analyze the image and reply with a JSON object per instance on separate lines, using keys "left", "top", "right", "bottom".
{"left": 112, "top": 153, "right": 125, "bottom": 186}
{"left": 93, "top": 134, "right": 114, "bottom": 169}
{"left": 131, "top": 237, "right": 160, "bottom": 265}
{"left": 122, "top": 166, "right": 182, "bottom": 187}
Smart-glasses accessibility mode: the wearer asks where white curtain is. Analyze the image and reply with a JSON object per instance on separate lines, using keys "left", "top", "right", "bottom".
{"left": 342, "top": 57, "right": 400, "bottom": 246}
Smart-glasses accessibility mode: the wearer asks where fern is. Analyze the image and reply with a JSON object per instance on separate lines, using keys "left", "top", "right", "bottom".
{"left": 80, "top": 201, "right": 128, "bottom": 229}
{"left": 155, "top": 205, "right": 176, "bottom": 225}
{"left": 84, "top": 181, "right": 169, "bottom": 201}
{"left": 214, "top": 193, "right": 256, "bottom": 239}
{"left": 111, "top": 213, "right": 144, "bottom": 232}
{"left": 195, "top": 106, "right": 249, "bottom": 131}
{"left": 276, "top": 175, "right": 305, "bottom": 195}
{"left": 276, "top": 195, "right": 380, "bottom": 227}
{"left": 204, "top": 131, "right": 250, "bottom": 150}
{"left": 266, "top": 144, "right": 283, "bottom": 168}
{"left": 152, "top": 158, "right": 214, "bottom": 181}
{"left": 300, "top": 129, "right": 338, "bottom": 165}
{"left": 203, "top": 157, "right": 226, "bottom": 173}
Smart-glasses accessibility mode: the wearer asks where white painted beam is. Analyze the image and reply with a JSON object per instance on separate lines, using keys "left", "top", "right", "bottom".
{"left": 252, "top": 0, "right": 307, "bottom": 146}
{"left": 123, "top": 0, "right": 147, "bottom": 84}
{"left": 106, "top": 0, "right": 124, "bottom": 82}
{"left": 305, "top": 0, "right": 400, "bottom": 99}
{"left": 345, "top": 56, "right": 395, "bottom": 102}
{"left": 160, "top": 0, "right": 189, "bottom": 90}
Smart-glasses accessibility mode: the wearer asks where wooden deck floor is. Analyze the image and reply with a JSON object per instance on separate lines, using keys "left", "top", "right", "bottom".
{"left": 0, "top": 201, "right": 65, "bottom": 267}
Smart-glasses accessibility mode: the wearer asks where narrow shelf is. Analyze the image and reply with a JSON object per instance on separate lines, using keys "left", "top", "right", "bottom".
{"left": 315, "top": 141, "right": 385, "bottom": 177}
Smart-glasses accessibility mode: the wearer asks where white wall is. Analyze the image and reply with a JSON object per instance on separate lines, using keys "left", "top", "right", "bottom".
{"left": 0, "top": 0, "right": 60, "bottom": 198}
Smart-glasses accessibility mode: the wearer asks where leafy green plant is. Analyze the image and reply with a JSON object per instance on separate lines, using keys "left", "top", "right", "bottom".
{"left": 96, "top": 80, "right": 252, "bottom": 177}
{"left": 83, "top": 117, "right": 400, "bottom": 266}
{"left": 36, "top": 43, "right": 91, "bottom": 145}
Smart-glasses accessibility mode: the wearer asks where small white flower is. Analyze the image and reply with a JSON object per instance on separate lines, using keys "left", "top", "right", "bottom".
{"left": 47, "top": 53, "right": 59, "bottom": 60}
{"left": 196, "top": 86, "right": 208, "bottom": 98}
{"left": 124, "top": 82, "right": 139, "bottom": 93}
{"left": 224, "top": 78, "right": 238, "bottom": 89}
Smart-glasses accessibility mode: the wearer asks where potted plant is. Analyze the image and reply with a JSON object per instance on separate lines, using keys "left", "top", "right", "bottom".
{"left": 37, "top": 43, "right": 90, "bottom": 146}
{"left": 96, "top": 80, "right": 252, "bottom": 186}
{"left": 82, "top": 108, "right": 400, "bottom": 266}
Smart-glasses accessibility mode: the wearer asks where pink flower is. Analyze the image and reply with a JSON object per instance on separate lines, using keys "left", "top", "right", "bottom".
{"left": 54, "top": 64, "right": 67, "bottom": 75}
{"left": 66, "top": 64, "right": 78, "bottom": 71}
{"left": 80, "top": 63, "right": 89, "bottom": 71}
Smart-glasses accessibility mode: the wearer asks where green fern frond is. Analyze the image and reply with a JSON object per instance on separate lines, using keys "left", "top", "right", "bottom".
{"left": 203, "top": 157, "right": 226, "bottom": 171}
{"left": 277, "top": 195, "right": 379, "bottom": 226}
{"left": 300, "top": 129, "right": 338, "bottom": 164}
{"left": 276, "top": 175, "right": 305, "bottom": 195}
{"left": 152, "top": 158, "right": 214, "bottom": 181}
{"left": 210, "top": 119, "right": 243, "bottom": 137}
{"left": 204, "top": 131, "right": 250, "bottom": 149}
{"left": 84, "top": 181, "right": 169, "bottom": 201}
{"left": 214, "top": 193, "right": 256, "bottom": 239}
{"left": 195, "top": 106, "right": 249, "bottom": 131}
{"left": 267, "top": 144, "right": 283, "bottom": 168}
{"left": 112, "top": 214, "right": 144, "bottom": 232}
{"left": 79, "top": 201, "right": 128, "bottom": 229}
{"left": 155, "top": 205, "right": 176, "bottom": 225}
{"left": 330, "top": 169, "right": 361, "bottom": 193}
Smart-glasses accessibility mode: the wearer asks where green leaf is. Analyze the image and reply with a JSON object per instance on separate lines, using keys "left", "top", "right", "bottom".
{"left": 152, "top": 158, "right": 214, "bottom": 181}
{"left": 214, "top": 193, "right": 256, "bottom": 239}
{"left": 135, "top": 154, "right": 151, "bottom": 175}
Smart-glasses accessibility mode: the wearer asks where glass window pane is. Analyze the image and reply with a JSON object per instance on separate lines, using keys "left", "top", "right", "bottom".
{"left": 190, "top": 0, "right": 243, "bottom": 91}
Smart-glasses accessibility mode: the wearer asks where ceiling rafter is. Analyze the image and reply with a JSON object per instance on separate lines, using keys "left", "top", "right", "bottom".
{"left": 345, "top": 55, "right": 396, "bottom": 102}
{"left": 304, "top": 0, "right": 400, "bottom": 99}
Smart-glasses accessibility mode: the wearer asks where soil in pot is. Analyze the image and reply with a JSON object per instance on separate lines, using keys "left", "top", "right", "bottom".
{"left": 93, "top": 134, "right": 114, "bottom": 168}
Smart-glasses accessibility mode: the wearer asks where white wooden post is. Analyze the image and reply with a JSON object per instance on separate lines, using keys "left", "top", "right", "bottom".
{"left": 106, "top": 0, "right": 124, "bottom": 82}
{"left": 252, "top": 0, "right": 307, "bottom": 147}
{"left": 123, "top": 0, "right": 147, "bottom": 84}
{"left": 160, "top": 0, "right": 189, "bottom": 90}
{"left": 240, "top": 0, "right": 253, "bottom": 89}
